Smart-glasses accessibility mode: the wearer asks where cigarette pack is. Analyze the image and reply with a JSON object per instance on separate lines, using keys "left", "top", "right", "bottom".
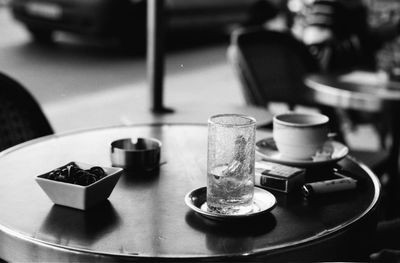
{"left": 255, "top": 161, "right": 305, "bottom": 193}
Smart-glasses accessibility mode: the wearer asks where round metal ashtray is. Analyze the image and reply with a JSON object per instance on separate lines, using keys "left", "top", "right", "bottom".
{"left": 110, "top": 138, "right": 161, "bottom": 171}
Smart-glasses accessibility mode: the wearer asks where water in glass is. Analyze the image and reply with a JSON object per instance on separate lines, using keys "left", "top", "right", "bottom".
{"left": 207, "top": 115, "right": 256, "bottom": 215}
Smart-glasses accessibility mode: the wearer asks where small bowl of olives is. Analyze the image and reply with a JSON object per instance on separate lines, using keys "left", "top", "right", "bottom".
{"left": 36, "top": 162, "right": 123, "bottom": 210}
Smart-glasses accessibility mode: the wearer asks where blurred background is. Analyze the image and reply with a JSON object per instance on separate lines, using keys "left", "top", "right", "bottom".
{"left": 1, "top": 0, "right": 279, "bottom": 132}
{"left": 0, "top": 0, "right": 395, "bottom": 150}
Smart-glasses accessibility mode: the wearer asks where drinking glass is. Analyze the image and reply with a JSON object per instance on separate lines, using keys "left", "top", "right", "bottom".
{"left": 207, "top": 114, "right": 256, "bottom": 215}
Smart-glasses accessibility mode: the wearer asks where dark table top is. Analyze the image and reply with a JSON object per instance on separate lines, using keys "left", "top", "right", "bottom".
{"left": 0, "top": 124, "right": 380, "bottom": 262}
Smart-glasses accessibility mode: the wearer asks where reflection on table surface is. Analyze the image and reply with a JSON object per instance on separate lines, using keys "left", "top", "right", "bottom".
{"left": 306, "top": 71, "right": 400, "bottom": 112}
{"left": 0, "top": 124, "right": 380, "bottom": 262}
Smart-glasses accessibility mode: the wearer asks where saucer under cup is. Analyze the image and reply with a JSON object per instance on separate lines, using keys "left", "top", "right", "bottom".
{"left": 273, "top": 113, "right": 329, "bottom": 160}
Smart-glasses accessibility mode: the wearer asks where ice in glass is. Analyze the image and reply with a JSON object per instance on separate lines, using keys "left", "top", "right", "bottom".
{"left": 207, "top": 114, "right": 256, "bottom": 215}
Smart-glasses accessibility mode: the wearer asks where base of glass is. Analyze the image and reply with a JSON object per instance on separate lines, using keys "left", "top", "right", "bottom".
{"left": 204, "top": 202, "right": 254, "bottom": 215}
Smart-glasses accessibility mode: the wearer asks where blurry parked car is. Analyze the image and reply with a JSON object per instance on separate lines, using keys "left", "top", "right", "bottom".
{"left": 10, "top": 0, "right": 274, "bottom": 49}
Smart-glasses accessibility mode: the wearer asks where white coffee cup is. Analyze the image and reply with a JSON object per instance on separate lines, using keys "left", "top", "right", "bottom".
{"left": 273, "top": 112, "right": 330, "bottom": 160}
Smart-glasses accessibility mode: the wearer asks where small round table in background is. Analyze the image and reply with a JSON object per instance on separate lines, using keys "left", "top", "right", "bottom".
{"left": 305, "top": 71, "right": 400, "bottom": 212}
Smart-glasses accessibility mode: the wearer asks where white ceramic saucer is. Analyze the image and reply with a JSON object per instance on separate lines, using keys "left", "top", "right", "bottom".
{"left": 184, "top": 187, "right": 276, "bottom": 221}
{"left": 256, "top": 137, "right": 349, "bottom": 167}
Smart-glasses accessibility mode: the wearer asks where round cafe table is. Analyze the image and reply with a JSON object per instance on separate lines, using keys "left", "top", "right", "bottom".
{"left": 0, "top": 124, "right": 380, "bottom": 262}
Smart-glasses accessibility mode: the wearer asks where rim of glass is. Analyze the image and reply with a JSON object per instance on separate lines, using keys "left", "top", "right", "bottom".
{"left": 208, "top": 114, "right": 257, "bottom": 127}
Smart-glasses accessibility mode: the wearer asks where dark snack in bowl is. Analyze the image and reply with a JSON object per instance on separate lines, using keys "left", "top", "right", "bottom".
{"left": 42, "top": 162, "right": 106, "bottom": 186}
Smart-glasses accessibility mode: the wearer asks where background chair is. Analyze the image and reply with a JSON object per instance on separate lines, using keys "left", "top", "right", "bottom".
{"left": 228, "top": 26, "right": 345, "bottom": 137}
{"left": 0, "top": 72, "right": 53, "bottom": 152}
{"left": 227, "top": 26, "right": 389, "bottom": 177}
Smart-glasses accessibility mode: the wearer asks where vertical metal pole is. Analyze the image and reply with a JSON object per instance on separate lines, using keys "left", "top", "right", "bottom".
{"left": 147, "top": 0, "right": 173, "bottom": 113}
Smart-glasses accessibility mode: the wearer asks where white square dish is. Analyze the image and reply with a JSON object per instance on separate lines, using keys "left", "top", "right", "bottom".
{"left": 36, "top": 162, "right": 123, "bottom": 210}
